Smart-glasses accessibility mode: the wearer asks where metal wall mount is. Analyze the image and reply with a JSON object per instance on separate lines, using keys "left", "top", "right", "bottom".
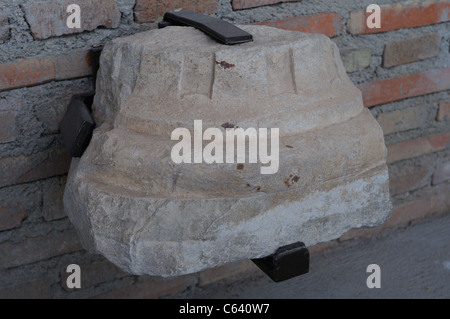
{"left": 252, "top": 242, "right": 310, "bottom": 282}
{"left": 59, "top": 92, "right": 96, "bottom": 158}
{"left": 158, "top": 10, "right": 253, "bottom": 45}
{"left": 59, "top": 47, "right": 102, "bottom": 158}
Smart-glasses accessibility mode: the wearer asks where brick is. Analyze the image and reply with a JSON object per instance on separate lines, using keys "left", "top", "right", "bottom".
{"left": 61, "top": 260, "right": 127, "bottom": 291}
{"left": 383, "top": 33, "right": 440, "bottom": 68}
{"left": 199, "top": 260, "right": 254, "bottom": 286}
{"left": 0, "top": 183, "right": 43, "bottom": 231}
{"left": 233, "top": 0, "right": 299, "bottom": 10}
{"left": 387, "top": 132, "right": 450, "bottom": 164}
{"left": 0, "top": 204, "right": 26, "bottom": 232}
{"left": 340, "top": 48, "right": 371, "bottom": 73}
{"left": 43, "top": 177, "right": 67, "bottom": 221}
{"left": 0, "top": 280, "right": 51, "bottom": 299}
{"left": 388, "top": 159, "right": 434, "bottom": 195}
{"left": 95, "top": 274, "right": 197, "bottom": 299}
{"left": 0, "top": 96, "right": 41, "bottom": 137}
{"left": 0, "top": 50, "right": 95, "bottom": 92}
{"left": 0, "top": 229, "right": 82, "bottom": 269}
{"left": 437, "top": 101, "right": 450, "bottom": 121}
{"left": 347, "top": 0, "right": 450, "bottom": 35}
{"left": 22, "top": 0, "right": 120, "bottom": 40}
{"left": 0, "top": 148, "right": 71, "bottom": 189}
{"left": 18, "top": 80, "right": 93, "bottom": 135}
{"left": 257, "top": 13, "right": 342, "bottom": 38}
{"left": 134, "top": 0, "right": 219, "bottom": 23}
{"left": 55, "top": 50, "right": 97, "bottom": 81}
{"left": 0, "top": 111, "right": 17, "bottom": 143}
{"left": 339, "top": 182, "right": 450, "bottom": 241}
{"left": 358, "top": 67, "right": 450, "bottom": 108}
{"left": 377, "top": 105, "right": 430, "bottom": 135}
{"left": 0, "top": 58, "right": 54, "bottom": 92}
{"left": 433, "top": 160, "right": 450, "bottom": 185}
{"left": 0, "top": 9, "right": 9, "bottom": 43}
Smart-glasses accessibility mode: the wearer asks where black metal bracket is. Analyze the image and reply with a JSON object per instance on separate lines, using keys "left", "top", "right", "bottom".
{"left": 59, "top": 92, "right": 96, "bottom": 158}
{"left": 158, "top": 10, "right": 253, "bottom": 45}
{"left": 252, "top": 242, "right": 310, "bottom": 283}
{"left": 59, "top": 47, "right": 103, "bottom": 158}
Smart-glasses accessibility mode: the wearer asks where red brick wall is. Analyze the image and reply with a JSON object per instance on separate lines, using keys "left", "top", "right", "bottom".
{"left": 0, "top": 0, "right": 449, "bottom": 298}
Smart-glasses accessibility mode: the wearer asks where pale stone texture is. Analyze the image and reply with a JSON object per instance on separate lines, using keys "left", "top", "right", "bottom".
{"left": 341, "top": 48, "right": 371, "bottom": 73}
{"left": 22, "top": 0, "right": 121, "bottom": 40}
{"left": 432, "top": 161, "right": 450, "bottom": 185}
{"left": 64, "top": 26, "right": 391, "bottom": 277}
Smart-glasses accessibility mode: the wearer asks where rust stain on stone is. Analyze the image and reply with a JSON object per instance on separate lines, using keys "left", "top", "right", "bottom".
{"left": 85, "top": 51, "right": 93, "bottom": 68}
{"left": 284, "top": 175, "right": 300, "bottom": 187}
{"left": 216, "top": 61, "right": 235, "bottom": 69}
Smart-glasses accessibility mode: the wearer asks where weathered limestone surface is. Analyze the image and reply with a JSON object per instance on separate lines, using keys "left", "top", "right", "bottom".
{"left": 64, "top": 26, "right": 392, "bottom": 277}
